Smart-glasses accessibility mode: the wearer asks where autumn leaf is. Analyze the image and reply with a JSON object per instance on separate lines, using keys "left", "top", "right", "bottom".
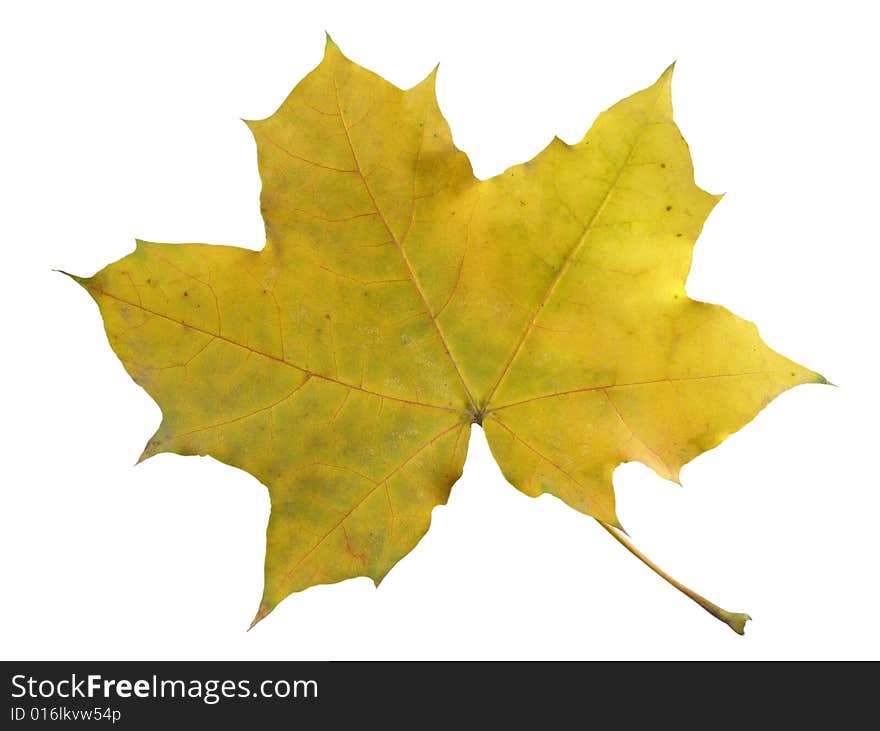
{"left": 69, "top": 37, "right": 825, "bottom": 633}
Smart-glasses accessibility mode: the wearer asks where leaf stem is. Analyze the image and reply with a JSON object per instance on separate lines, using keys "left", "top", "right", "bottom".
{"left": 597, "top": 521, "right": 751, "bottom": 635}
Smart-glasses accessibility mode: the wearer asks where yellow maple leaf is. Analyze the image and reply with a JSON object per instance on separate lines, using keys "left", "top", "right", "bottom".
{"left": 71, "top": 38, "right": 825, "bottom": 633}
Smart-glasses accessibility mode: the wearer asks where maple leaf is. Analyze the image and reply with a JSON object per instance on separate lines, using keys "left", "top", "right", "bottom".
{"left": 70, "top": 38, "right": 825, "bottom": 633}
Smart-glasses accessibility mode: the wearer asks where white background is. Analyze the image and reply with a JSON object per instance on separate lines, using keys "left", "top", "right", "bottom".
{"left": 1, "top": 1, "right": 876, "bottom": 660}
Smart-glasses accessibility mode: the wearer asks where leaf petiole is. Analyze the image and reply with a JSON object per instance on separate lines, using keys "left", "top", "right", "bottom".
{"left": 598, "top": 521, "right": 751, "bottom": 635}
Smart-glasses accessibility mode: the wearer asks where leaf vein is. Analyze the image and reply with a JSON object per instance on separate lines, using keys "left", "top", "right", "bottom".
{"left": 90, "top": 287, "right": 464, "bottom": 413}
{"left": 487, "top": 371, "right": 784, "bottom": 412}
{"left": 279, "top": 420, "right": 467, "bottom": 585}
{"left": 481, "top": 86, "right": 668, "bottom": 409}
{"left": 333, "top": 77, "right": 478, "bottom": 414}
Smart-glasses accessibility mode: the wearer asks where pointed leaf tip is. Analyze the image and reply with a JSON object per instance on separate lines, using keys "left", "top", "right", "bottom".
{"left": 323, "top": 32, "right": 340, "bottom": 56}
{"left": 248, "top": 602, "right": 272, "bottom": 630}
{"left": 657, "top": 62, "right": 676, "bottom": 87}
{"left": 55, "top": 269, "right": 88, "bottom": 286}
{"left": 601, "top": 517, "right": 627, "bottom": 535}
{"left": 414, "top": 63, "right": 441, "bottom": 94}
